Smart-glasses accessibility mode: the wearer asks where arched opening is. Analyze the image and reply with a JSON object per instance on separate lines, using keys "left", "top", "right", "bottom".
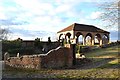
{"left": 94, "top": 34, "right": 101, "bottom": 45}
{"left": 85, "top": 33, "right": 92, "bottom": 45}
{"left": 59, "top": 34, "right": 64, "bottom": 42}
{"left": 76, "top": 32, "right": 83, "bottom": 45}
{"left": 102, "top": 34, "right": 109, "bottom": 44}
{"left": 65, "top": 33, "right": 71, "bottom": 44}
{"left": 78, "top": 35, "right": 83, "bottom": 45}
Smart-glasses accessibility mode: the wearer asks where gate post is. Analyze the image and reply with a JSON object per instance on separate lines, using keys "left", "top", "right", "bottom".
{"left": 64, "top": 44, "right": 76, "bottom": 66}
{"left": 72, "top": 44, "right": 76, "bottom": 65}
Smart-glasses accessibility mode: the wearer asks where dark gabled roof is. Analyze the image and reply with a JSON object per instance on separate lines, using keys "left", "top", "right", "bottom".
{"left": 57, "top": 23, "right": 110, "bottom": 33}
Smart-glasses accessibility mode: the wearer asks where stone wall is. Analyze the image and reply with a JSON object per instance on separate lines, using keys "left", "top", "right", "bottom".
{"left": 4, "top": 44, "right": 73, "bottom": 69}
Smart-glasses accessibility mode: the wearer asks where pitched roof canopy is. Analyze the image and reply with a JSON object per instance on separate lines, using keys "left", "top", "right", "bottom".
{"left": 57, "top": 23, "right": 110, "bottom": 33}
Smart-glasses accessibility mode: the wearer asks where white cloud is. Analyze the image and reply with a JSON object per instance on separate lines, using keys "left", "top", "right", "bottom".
{"left": 89, "top": 11, "right": 102, "bottom": 19}
{"left": 10, "top": 32, "right": 35, "bottom": 40}
{"left": 55, "top": 4, "right": 71, "bottom": 13}
{"left": 79, "top": 19, "right": 89, "bottom": 24}
{"left": 0, "top": 0, "right": 117, "bottom": 41}
{"left": 0, "top": 6, "right": 7, "bottom": 19}
{"left": 1, "top": 0, "right": 78, "bottom": 32}
{"left": 13, "top": 0, "right": 54, "bottom": 14}
{"left": 10, "top": 30, "right": 57, "bottom": 41}
{"left": 0, "top": 13, "right": 6, "bottom": 20}
{"left": 13, "top": 0, "right": 40, "bottom": 9}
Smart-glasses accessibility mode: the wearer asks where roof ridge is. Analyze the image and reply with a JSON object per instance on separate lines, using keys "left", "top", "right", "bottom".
{"left": 57, "top": 23, "right": 109, "bottom": 33}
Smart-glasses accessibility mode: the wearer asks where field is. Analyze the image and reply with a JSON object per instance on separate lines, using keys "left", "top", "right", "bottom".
{"left": 2, "top": 45, "right": 120, "bottom": 80}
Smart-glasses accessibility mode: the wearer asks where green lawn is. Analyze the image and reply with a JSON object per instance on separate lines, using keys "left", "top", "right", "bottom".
{"left": 84, "top": 45, "right": 119, "bottom": 58}
{"left": 2, "top": 45, "right": 120, "bottom": 79}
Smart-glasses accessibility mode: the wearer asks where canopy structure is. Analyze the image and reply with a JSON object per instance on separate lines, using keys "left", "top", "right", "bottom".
{"left": 57, "top": 23, "right": 110, "bottom": 45}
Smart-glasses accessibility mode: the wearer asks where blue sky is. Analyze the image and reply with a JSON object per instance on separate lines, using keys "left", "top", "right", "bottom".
{"left": 0, "top": 0, "right": 118, "bottom": 41}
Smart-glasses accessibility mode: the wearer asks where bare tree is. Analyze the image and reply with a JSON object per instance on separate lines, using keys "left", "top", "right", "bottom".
{"left": 98, "top": 1, "right": 119, "bottom": 28}
{"left": 0, "top": 27, "right": 11, "bottom": 40}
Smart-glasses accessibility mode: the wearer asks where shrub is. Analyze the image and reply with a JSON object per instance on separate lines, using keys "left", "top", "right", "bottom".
{"left": 8, "top": 47, "right": 35, "bottom": 56}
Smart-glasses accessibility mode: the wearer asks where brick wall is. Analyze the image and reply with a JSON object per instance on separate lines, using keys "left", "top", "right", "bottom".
{"left": 5, "top": 44, "right": 74, "bottom": 69}
{"left": 40, "top": 46, "right": 73, "bottom": 68}
{"left": 5, "top": 55, "right": 41, "bottom": 69}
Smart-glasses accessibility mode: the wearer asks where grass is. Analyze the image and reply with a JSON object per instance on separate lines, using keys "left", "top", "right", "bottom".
{"left": 84, "top": 45, "right": 119, "bottom": 58}
{"left": 98, "top": 58, "right": 120, "bottom": 69}
{"left": 2, "top": 44, "right": 120, "bottom": 79}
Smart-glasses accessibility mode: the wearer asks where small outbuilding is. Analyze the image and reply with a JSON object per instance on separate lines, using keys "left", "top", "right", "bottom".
{"left": 57, "top": 23, "right": 110, "bottom": 45}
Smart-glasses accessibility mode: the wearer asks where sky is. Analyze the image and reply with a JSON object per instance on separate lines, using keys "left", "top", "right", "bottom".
{"left": 0, "top": 0, "right": 119, "bottom": 41}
